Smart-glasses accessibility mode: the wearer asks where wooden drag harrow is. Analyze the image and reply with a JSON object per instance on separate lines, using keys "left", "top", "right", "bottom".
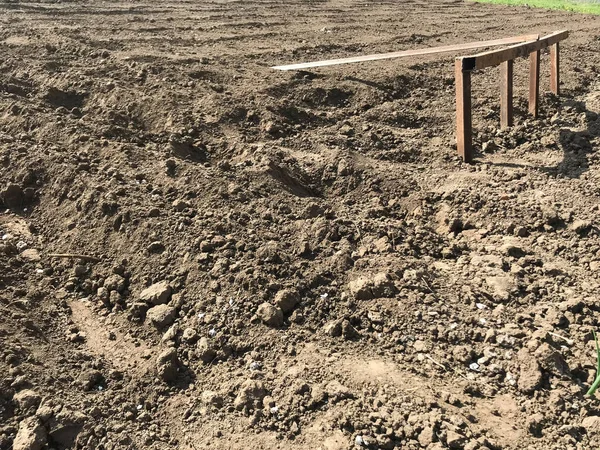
{"left": 273, "top": 30, "right": 569, "bottom": 163}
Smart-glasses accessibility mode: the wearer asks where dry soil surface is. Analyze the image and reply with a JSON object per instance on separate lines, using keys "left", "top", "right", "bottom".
{"left": 2, "top": 1, "right": 600, "bottom": 449}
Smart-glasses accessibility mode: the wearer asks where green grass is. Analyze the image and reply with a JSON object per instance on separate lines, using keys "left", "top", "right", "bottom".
{"left": 472, "top": 0, "right": 600, "bottom": 15}
{"left": 587, "top": 330, "right": 600, "bottom": 397}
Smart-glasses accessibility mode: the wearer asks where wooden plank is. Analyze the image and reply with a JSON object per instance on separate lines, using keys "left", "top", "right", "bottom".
{"left": 529, "top": 50, "right": 540, "bottom": 117}
{"left": 272, "top": 33, "right": 540, "bottom": 71}
{"left": 550, "top": 42, "right": 560, "bottom": 95}
{"left": 455, "top": 60, "right": 473, "bottom": 163}
{"left": 500, "top": 59, "right": 514, "bottom": 128}
{"left": 461, "top": 30, "right": 567, "bottom": 71}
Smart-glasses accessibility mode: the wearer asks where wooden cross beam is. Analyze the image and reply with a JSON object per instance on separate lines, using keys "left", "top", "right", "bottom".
{"left": 272, "top": 34, "right": 540, "bottom": 71}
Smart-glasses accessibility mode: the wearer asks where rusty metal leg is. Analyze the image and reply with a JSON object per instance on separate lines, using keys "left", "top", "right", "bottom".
{"left": 500, "top": 59, "right": 514, "bottom": 128}
{"left": 455, "top": 59, "right": 473, "bottom": 163}
{"left": 529, "top": 50, "right": 540, "bottom": 117}
{"left": 550, "top": 42, "right": 560, "bottom": 95}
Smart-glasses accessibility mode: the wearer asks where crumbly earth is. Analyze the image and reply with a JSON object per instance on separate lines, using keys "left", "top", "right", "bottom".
{"left": 1, "top": 0, "right": 600, "bottom": 449}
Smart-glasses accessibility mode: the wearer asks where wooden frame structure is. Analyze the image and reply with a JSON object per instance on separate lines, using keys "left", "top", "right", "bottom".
{"left": 455, "top": 30, "right": 568, "bottom": 163}
{"left": 272, "top": 30, "right": 569, "bottom": 164}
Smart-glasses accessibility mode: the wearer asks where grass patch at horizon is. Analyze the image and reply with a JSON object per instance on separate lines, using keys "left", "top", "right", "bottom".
{"left": 473, "top": 0, "right": 600, "bottom": 15}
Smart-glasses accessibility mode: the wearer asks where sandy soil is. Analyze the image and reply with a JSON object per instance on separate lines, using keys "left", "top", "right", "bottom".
{"left": 2, "top": 0, "right": 600, "bottom": 449}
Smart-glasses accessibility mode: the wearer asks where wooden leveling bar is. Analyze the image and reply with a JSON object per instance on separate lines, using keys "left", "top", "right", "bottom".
{"left": 272, "top": 34, "right": 539, "bottom": 71}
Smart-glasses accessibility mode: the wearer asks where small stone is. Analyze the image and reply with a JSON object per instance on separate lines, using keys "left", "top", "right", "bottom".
{"left": 73, "top": 265, "right": 87, "bottom": 277}
{"left": 165, "top": 159, "right": 176, "bottom": 174}
{"left": 147, "top": 241, "right": 165, "bottom": 253}
{"left": 161, "top": 324, "right": 179, "bottom": 343}
{"left": 1, "top": 183, "right": 25, "bottom": 209}
{"left": 201, "top": 390, "right": 223, "bottom": 407}
{"left": 196, "top": 337, "right": 216, "bottom": 363}
{"left": 482, "top": 141, "right": 500, "bottom": 153}
{"left": 339, "top": 124, "right": 354, "bottom": 136}
{"left": 13, "top": 389, "right": 41, "bottom": 411}
{"left": 140, "top": 281, "right": 172, "bottom": 305}
{"left": 348, "top": 272, "right": 396, "bottom": 300}
{"left": 10, "top": 375, "right": 31, "bottom": 389}
{"left": 146, "top": 304, "right": 176, "bottom": 329}
{"left": 413, "top": 340, "right": 429, "bottom": 353}
{"left": 156, "top": 348, "right": 179, "bottom": 382}
{"left": 109, "top": 290, "right": 122, "bottom": 306}
{"left": 517, "top": 349, "right": 543, "bottom": 394}
{"left": 35, "top": 404, "right": 53, "bottom": 422}
{"left": 324, "top": 320, "right": 342, "bottom": 337}
{"left": 500, "top": 243, "right": 525, "bottom": 258}
{"left": 341, "top": 319, "right": 360, "bottom": 340}
{"left": 256, "top": 302, "right": 284, "bottom": 327}
{"left": 542, "top": 207, "right": 560, "bottom": 226}
{"left": 571, "top": 219, "right": 592, "bottom": 234}
{"left": 13, "top": 416, "right": 46, "bottom": 450}
{"left": 20, "top": 249, "right": 41, "bottom": 262}
{"left": 348, "top": 277, "right": 372, "bottom": 300}
{"left": 261, "top": 120, "right": 280, "bottom": 135}
{"left": 97, "top": 286, "right": 109, "bottom": 302}
{"left": 181, "top": 327, "right": 199, "bottom": 343}
{"left": 514, "top": 226, "right": 529, "bottom": 237}
{"left": 581, "top": 415, "right": 600, "bottom": 432}
{"left": 104, "top": 274, "right": 126, "bottom": 293}
{"left": 324, "top": 380, "right": 351, "bottom": 402}
{"left": 418, "top": 426, "right": 435, "bottom": 447}
{"left": 371, "top": 272, "right": 397, "bottom": 297}
{"left": 485, "top": 276, "right": 517, "bottom": 301}
{"left": 446, "top": 430, "right": 466, "bottom": 449}
{"left": 274, "top": 289, "right": 299, "bottom": 313}
{"left": 373, "top": 236, "right": 392, "bottom": 253}
{"left": 526, "top": 413, "right": 545, "bottom": 437}
{"left": 78, "top": 369, "right": 103, "bottom": 391}
{"left": 172, "top": 199, "right": 190, "bottom": 211}
{"left": 534, "top": 342, "right": 570, "bottom": 375}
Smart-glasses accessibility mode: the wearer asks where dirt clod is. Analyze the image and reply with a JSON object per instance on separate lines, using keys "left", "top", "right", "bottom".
{"left": 140, "top": 281, "right": 172, "bottom": 305}
{"left": 146, "top": 304, "right": 176, "bottom": 329}
{"left": 12, "top": 417, "right": 46, "bottom": 450}
{"left": 257, "top": 302, "right": 284, "bottom": 327}
{"left": 156, "top": 348, "right": 179, "bottom": 382}
{"left": 234, "top": 379, "right": 267, "bottom": 412}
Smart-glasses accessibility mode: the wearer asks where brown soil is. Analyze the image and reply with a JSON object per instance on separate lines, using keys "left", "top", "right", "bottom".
{"left": 2, "top": 0, "right": 600, "bottom": 449}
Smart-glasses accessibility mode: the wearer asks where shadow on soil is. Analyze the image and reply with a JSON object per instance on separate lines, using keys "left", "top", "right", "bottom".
{"left": 478, "top": 97, "right": 599, "bottom": 178}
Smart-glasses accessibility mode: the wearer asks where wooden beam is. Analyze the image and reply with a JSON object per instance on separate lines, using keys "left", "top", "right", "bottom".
{"left": 529, "top": 50, "right": 540, "bottom": 117}
{"left": 455, "top": 60, "right": 473, "bottom": 163}
{"left": 550, "top": 42, "right": 560, "bottom": 95}
{"left": 461, "top": 30, "right": 567, "bottom": 71}
{"left": 500, "top": 60, "right": 514, "bottom": 128}
{"left": 272, "top": 33, "right": 540, "bottom": 71}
